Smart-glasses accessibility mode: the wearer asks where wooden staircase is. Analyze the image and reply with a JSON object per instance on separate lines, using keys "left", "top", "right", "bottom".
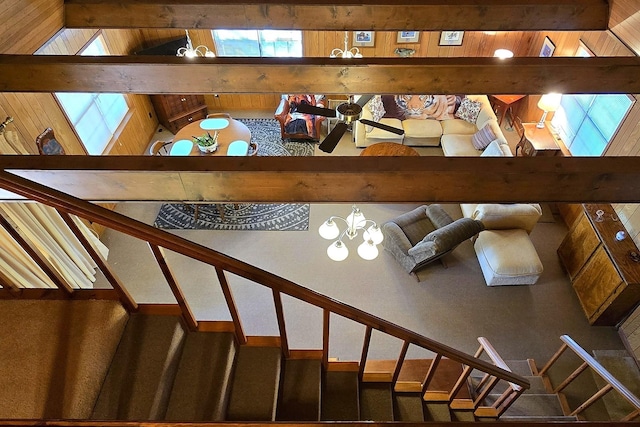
{"left": 88, "top": 312, "right": 584, "bottom": 423}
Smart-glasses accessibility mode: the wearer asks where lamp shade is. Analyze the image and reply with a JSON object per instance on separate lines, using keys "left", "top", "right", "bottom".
{"left": 364, "top": 225, "right": 384, "bottom": 245}
{"left": 319, "top": 220, "right": 340, "bottom": 240}
{"left": 357, "top": 240, "right": 379, "bottom": 260}
{"left": 537, "top": 93, "right": 562, "bottom": 112}
{"left": 327, "top": 241, "right": 349, "bottom": 261}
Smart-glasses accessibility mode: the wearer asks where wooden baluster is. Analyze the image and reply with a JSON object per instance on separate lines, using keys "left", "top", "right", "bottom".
{"left": 421, "top": 353, "right": 442, "bottom": 396}
{"left": 449, "top": 363, "right": 475, "bottom": 401}
{"left": 496, "top": 387, "right": 525, "bottom": 417}
{"left": 0, "top": 213, "right": 73, "bottom": 295}
{"left": 148, "top": 244, "right": 198, "bottom": 331}
{"left": 622, "top": 408, "right": 640, "bottom": 422}
{"left": 553, "top": 361, "right": 589, "bottom": 393}
{"left": 570, "top": 383, "right": 614, "bottom": 416}
{"left": 392, "top": 340, "right": 410, "bottom": 386}
{"left": 322, "top": 308, "right": 329, "bottom": 369}
{"left": 215, "top": 267, "right": 246, "bottom": 345}
{"left": 474, "top": 376, "right": 499, "bottom": 406}
{"left": 538, "top": 342, "right": 568, "bottom": 376}
{"left": 273, "top": 289, "right": 289, "bottom": 358}
{"left": 359, "top": 325, "right": 372, "bottom": 382}
{"left": 58, "top": 211, "right": 136, "bottom": 312}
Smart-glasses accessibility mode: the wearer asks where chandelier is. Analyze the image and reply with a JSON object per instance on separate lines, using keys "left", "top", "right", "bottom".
{"left": 330, "top": 31, "right": 363, "bottom": 58}
{"left": 176, "top": 30, "right": 215, "bottom": 58}
{"left": 319, "top": 205, "right": 384, "bottom": 261}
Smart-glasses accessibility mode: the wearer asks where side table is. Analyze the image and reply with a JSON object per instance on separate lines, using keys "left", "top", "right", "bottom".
{"left": 489, "top": 95, "right": 526, "bottom": 127}
{"left": 517, "top": 123, "right": 562, "bottom": 157}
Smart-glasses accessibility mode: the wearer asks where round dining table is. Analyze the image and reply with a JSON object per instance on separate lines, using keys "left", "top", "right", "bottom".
{"left": 171, "top": 115, "right": 252, "bottom": 156}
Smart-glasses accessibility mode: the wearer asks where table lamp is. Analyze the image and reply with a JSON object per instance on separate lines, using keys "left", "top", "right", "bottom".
{"left": 536, "top": 93, "right": 562, "bottom": 128}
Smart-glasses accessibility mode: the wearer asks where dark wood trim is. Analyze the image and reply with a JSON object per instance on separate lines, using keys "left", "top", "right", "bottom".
{"left": 215, "top": 267, "right": 246, "bottom": 345}
{"left": 63, "top": 0, "right": 608, "bottom": 31}
{"left": 359, "top": 326, "right": 373, "bottom": 382}
{"left": 0, "top": 288, "right": 119, "bottom": 300}
{"left": 3, "top": 156, "right": 640, "bottom": 203}
{"left": 273, "top": 290, "right": 290, "bottom": 358}
{"left": 136, "top": 304, "right": 182, "bottom": 315}
{"left": 196, "top": 321, "right": 236, "bottom": 333}
{"left": 0, "top": 421, "right": 613, "bottom": 427}
{"left": 2, "top": 56, "right": 639, "bottom": 94}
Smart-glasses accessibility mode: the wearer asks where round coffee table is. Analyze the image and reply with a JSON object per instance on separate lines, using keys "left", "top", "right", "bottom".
{"left": 360, "top": 142, "right": 420, "bottom": 156}
{"left": 172, "top": 116, "right": 251, "bottom": 156}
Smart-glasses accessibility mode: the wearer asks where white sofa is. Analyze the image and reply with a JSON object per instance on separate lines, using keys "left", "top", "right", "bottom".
{"left": 354, "top": 95, "right": 503, "bottom": 148}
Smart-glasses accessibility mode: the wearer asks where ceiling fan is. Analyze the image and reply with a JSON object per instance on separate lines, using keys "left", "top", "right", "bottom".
{"left": 295, "top": 95, "right": 405, "bottom": 153}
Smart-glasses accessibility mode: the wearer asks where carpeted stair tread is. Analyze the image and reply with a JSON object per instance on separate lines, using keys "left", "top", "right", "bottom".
{"left": 321, "top": 370, "right": 359, "bottom": 420}
{"left": 226, "top": 345, "right": 282, "bottom": 421}
{"left": 472, "top": 375, "right": 547, "bottom": 395}
{"left": 360, "top": 382, "right": 394, "bottom": 421}
{"left": 503, "top": 359, "right": 534, "bottom": 376}
{"left": 490, "top": 394, "right": 565, "bottom": 417}
{"left": 592, "top": 349, "right": 640, "bottom": 420}
{"left": 276, "top": 358, "right": 321, "bottom": 421}
{"left": 424, "top": 402, "right": 452, "bottom": 421}
{"left": 393, "top": 392, "right": 424, "bottom": 421}
{"left": 501, "top": 415, "right": 579, "bottom": 421}
{"left": 164, "top": 331, "right": 237, "bottom": 421}
{"left": 92, "top": 314, "right": 186, "bottom": 420}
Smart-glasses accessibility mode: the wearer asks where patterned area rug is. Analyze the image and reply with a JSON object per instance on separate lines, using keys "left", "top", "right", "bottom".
{"left": 154, "top": 119, "right": 313, "bottom": 231}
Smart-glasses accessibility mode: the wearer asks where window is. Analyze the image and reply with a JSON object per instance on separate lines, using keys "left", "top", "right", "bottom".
{"left": 213, "top": 30, "right": 302, "bottom": 57}
{"left": 551, "top": 95, "right": 633, "bottom": 156}
{"left": 55, "top": 35, "right": 129, "bottom": 155}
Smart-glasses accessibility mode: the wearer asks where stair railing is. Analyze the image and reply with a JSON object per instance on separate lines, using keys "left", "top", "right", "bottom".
{"left": 0, "top": 170, "right": 530, "bottom": 410}
{"left": 539, "top": 335, "right": 640, "bottom": 421}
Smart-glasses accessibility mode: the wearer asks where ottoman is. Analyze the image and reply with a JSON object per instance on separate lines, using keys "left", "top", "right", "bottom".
{"left": 474, "top": 229, "right": 543, "bottom": 286}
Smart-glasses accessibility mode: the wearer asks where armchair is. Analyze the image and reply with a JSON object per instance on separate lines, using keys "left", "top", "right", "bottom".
{"left": 382, "top": 204, "right": 484, "bottom": 274}
{"left": 274, "top": 94, "right": 325, "bottom": 141}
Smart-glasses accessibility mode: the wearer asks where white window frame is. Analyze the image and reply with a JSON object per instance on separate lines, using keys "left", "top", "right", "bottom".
{"left": 55, "top": 34, "right": 129, "bottom": 155}
{"left": 212, "top": 30, "right": 302, "bottom": 57}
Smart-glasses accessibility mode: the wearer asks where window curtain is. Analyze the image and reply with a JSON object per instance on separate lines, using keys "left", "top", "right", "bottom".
{"left": 0, "top": 130, "right": 108, "bottom": 289}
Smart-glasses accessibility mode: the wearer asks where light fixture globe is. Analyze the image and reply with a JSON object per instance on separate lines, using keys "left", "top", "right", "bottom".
{"left": 357, "top": 240, "right": 379, "bottom": 260}
{"left": 327, "top": 241, "right": 349, "bottom": 261}
{"left": 319, "top": 220, "right": 340, "bottom": 240}
{"left": 364, "top": 225, "right": 384, "bottom": 245}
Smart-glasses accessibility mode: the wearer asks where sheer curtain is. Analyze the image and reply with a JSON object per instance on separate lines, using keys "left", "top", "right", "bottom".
{"left": 0, "top": 130, "right": 109, "bottom": 289}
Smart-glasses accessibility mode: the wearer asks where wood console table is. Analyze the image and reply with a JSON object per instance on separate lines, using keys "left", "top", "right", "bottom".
{"left": 489, "top": 94, "right": 526, "bottom": 127}
{"left": 557, "top": 204, "right": 640, "bottom": 326}
{"left": 516, "top": 123, "right": 562, "bottom": 157}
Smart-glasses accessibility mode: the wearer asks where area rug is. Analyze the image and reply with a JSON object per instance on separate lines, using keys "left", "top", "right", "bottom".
{"left": 154, "top": 118, "right": 312, "bottom": 231}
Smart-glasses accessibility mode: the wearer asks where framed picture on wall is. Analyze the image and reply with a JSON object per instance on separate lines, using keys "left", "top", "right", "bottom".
{"left": 439, "top": 31, "right": 464, "bottom": 46}
{"left": 539, "top": 36, "right": 556, "bottom": 57}
{"left": 353, "top": 31, "right": 375, "bottom": 47}
{"left": 397, "top": 31, "right": 420, "bottom": 43}
{"left": 576, "top": 40, "right": 595, "bottom": 57}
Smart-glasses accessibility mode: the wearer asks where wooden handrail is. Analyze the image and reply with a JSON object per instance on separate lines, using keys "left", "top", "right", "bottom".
{"left": 0, "top": 170, "right": 529, "bottom": 389}
{"left": 541, "top": 335, "right": 640, "bottom": 420}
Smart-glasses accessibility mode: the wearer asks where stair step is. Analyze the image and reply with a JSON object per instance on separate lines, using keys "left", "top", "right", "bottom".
{"left": 276, "top": 358, "right": 322, "bottom": 421}
{"left": 91, "top": 314, "right": 186, "bottom": 420}
{"left": 393, "top": 392, "right": 424, "bottom": 421}
{"left": 503, "top": 359, "right": 534, "bottom": 376}
{"left": 592, "top": 349, "right": 640, "bottom": 420}
{"left": 501, "top": 415, "right": 579, "bottom": 422}
{"left": 226, "top": 344, "right": 282, "bottom": 421}
{"left": 360, "top": 382, "right": 394, "bottom": 421}
{"left": 489, "top": 394, "right": 565, "bottom": 417}
{"left": 164, "top": 331, "right": 237, "bottom": 421}
{"left": 472, "top": 375, "right": 547, "bottom": 395}
{"left": 424, "top": 402, "right": 452, "bottom": 421}
{"left": 321, "top": 369, "right": 360, "bottom": 420}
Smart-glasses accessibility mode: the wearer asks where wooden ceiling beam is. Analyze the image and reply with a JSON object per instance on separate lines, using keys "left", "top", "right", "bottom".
{"left": 63, "top": 0, "right": 609, "bottom": 31}
{"left": 1, "top": 156, "right": 640, "bottom": 203}
{"left": 2, "top": 56, "right": 640, "bottom": 94}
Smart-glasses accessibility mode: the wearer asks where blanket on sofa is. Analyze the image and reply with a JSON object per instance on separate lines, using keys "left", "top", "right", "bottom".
{"left": 378, "top": 95, "right": 462, "bottom": 121}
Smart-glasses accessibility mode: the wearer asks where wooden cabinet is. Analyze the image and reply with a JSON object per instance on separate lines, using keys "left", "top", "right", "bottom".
{"left": 150, "top": 95, "right": 207, "bottom": 134}
{"left": 558, "top": 204, "right": 640, "bottom": 326}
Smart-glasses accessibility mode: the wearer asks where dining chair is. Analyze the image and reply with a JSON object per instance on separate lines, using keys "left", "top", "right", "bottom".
{"left": 207, "top": 112, "right": 232, "bottom": 119}
{"left": 148, "top": 140, "right": 172, "bottom": 156}
{"left": 512, "top": 116, "right": 527, "bottom": 156}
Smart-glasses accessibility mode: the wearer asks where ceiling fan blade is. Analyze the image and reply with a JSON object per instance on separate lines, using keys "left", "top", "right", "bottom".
{"left": 295, "top": 104, "right": 337, "bottom": 117}
{"left": 359, "top": 119, "right": 405, "bottom": 135}
{"left": 355, "top": 94, "right": 374, "bottom": 108}
{"left": 319, "top": 122, "right": 348, "bottom": 153}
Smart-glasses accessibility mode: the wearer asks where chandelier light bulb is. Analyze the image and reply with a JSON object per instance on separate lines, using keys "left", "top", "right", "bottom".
{"left": 364, "top": 225, "right": 384, "bottom": 245}
{"left": 357, "top": 240, "right": 379, "bottom": 260}
{"left": 327, "top": 240, "right": 349, "bottom": 261}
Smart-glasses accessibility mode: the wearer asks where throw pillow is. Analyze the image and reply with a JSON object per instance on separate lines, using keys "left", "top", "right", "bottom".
{"left": 382, "top": 95, "right": 406, "bottom": 120}
{"left": 455, "top": 97, "right": 482, "bottom": 124}
{"left": 365, "top": 96, "right": 385, "bottom": 132}
{"left": 471, "top": 124, "right": 497, "bottom": 150}
{"left": 480, "top": 140, "right": 510, "bottom": 157}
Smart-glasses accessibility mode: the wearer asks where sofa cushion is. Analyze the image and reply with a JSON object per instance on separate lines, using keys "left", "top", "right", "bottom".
{"left": 471, "top": 124, "right": 497, "bottom": 149}
{"left": 441, "top": 134, "right": 480, "bottom": 156}
{"left": 469, "top": 203, "right": 542, "bottom": 234}
{"left": 366, "top": 118, "right": 405, "bottom": 140}
{"left": 481, "top": 140, "right": 513, "bottom": 157}
{"left": 425, "top": 204, "right": 454, "bottom": 229}
{"left": 441, "top": 118, "right": 477, "bottom": 135}
{"left": 455, "top": 97, "right": 482, "bottom": 123}
{"left": 403, "top": 119, "right": 443, "bottom": 139}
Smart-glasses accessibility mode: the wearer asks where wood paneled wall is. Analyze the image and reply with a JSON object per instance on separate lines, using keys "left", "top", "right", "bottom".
{"left": 0, "top": 28, "right": 158, "bottom": 156}
{"left": 0, "top": 0, "right": 63, "bottom": 54}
